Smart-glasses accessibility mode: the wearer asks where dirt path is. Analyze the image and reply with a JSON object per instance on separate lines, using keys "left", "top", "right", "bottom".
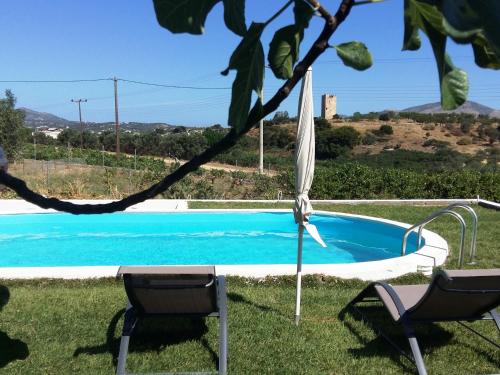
{"left": 103, "top": 151, "right": 278, "bottom": 176}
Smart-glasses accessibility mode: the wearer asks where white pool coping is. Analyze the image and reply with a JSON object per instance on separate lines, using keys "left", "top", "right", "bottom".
{"left": 0, "top": 199, "right": 448, "bottom": 280}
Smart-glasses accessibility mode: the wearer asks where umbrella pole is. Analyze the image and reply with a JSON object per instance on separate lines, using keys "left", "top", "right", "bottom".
{"left": 295, "top": 224, "right": 304, "bottom": 325}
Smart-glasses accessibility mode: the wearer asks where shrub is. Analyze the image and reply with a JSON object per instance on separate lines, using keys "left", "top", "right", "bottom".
{"left": 460, "top": 121, "right": 473, "bottom": 134}
{"left": 361, "top": 132, "right": 377, "bottom": 145}
{"left": 351, "top": 112, "right": 362, "bottom": 122}
{"left": 378, "top": 124, "right": 393, "bottom": 135}
{"left": 422, "top": 124, "right": 435, "bottom": 131}
{"left": 279, "top": 163, "right": 500, "bottom": 200}
{"left": 485, "top": 126, "right": 499, "bottom": 144}
{"left": 378, "top": 112, "right": 390, "bottom": 121}
{"left": 316, "top": 126, "right": 360, "bottom": 159}
{"left": 457, "top": 137, "right": 472, "bottom": 145}
{"left": 314, "top": 117, "right": 330, "bottom": 131}
{"left": 422, "top": 139, "right": 450, "bottom": 149}
{"left": 263, "top": 126, "right": 293, "bottom": 148}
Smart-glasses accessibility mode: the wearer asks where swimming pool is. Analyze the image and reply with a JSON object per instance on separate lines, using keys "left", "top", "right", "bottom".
{"left": 0, "top": 200, "right": 449, "bottom": 280}
{"left": 0, "top": 211, "right": 422, "bottom": 267}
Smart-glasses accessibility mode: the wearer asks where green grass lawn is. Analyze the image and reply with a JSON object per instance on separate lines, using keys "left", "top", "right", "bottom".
{"left": 0, "top": 204, "right": 498, "bottom": 374}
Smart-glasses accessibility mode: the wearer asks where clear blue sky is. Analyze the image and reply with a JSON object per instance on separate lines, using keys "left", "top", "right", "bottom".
{"left": 1, "top": 1, "right": 499, "bottom": 126}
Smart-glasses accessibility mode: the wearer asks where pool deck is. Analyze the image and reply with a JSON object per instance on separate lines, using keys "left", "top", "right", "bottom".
{"left": 0, "top": 199, "right": 448, "bottom": 281}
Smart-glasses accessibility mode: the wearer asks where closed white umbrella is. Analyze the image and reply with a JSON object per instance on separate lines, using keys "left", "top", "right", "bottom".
{"left": 294, "top": 67, "right": 326, "bottom": 325}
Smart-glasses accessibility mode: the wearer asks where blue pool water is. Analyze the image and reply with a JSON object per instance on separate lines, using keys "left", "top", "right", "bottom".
{"left": 0, "top": 212, "right": 420, "bottom": 267}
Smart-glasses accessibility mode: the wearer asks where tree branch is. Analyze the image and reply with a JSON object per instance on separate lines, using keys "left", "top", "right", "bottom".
{"left": 0, "top": 0, "right": 355, "bottom": 215}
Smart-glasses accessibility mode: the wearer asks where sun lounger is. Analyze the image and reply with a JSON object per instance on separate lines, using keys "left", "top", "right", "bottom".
{"left": 116, "top": 265, "right": 227, "bottom": 375}
{"left": 346, "top": 269, "right": 500, "bottom": 375}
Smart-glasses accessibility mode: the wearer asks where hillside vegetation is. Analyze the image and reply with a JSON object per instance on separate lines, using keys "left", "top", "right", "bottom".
{"left": 3, "top": 110, "right": 498, "bottom": 201}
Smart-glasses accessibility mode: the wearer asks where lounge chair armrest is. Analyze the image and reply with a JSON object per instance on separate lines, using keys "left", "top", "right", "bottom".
{"left": 373, "top": 282, "right": 408, "bottom": 319}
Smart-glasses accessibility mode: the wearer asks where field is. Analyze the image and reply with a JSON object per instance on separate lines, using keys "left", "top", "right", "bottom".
{"left": 252, "top": 117, "right": 500, "bottom": 156}
{"left": 0, "top": 159, "right": 282, "bottom": 200}
{"left": 0, "top": 204, "right": 498, "bottom": 374}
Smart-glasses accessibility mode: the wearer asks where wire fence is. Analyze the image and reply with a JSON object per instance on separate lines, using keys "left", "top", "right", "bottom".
{"left": 9, "top": 159, "right": 154, "bottom": 199}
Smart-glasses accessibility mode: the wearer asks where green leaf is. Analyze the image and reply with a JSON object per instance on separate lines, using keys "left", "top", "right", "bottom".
{"left": 268, "top": 25, "right": 303, "bottom": 80}
{"left": 441, "top": 0, "right": 500, "bottom": 58}
{"left": 294, "top": 0, "right": 314, "bottom": 29}
{"left": 222, "top": 23, "right": 265, "bottom": 132}
{"left": 403, "top": 27, "right": 422, "bottom": 51}
{"left": 410, "top": 0, "right": 446, "bottom": 34}
{"left": 428, "top": 32, "right": 469, "bottom": 109}
{"left": 441, "top": 65, "right": 469, "bottom": 110}
{"left": 223, "top": 0, "right": 246, "bottom": 36}
{"left": 471, "top": 34, "right": 500, "bottom": 70}
{"left": 405, "top": 0, "right": 468, "bottom": 109}
{"left": 443, "top": 18, "right": 479, "bottom": 44}
{"left": 441, "top": 0, "right": 481, "bottom": 33}
{"left": 403, "top": 0, "right": 421, "bottom": 50}
{"left": 441, "top": 0, "right": 481, "bottom": 43}
{"left": 153, "top": 0, "right": 220, "bottom": 35}
{"left": 334, "top": 42, "right": 373, "bottom": 71}
{"left": 471, "top": 1, "right": 500, "bottom": 58}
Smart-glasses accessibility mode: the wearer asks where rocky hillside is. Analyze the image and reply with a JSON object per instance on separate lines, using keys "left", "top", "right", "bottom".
{"left": 20, "top": 108, "right": 178, "bottom": 133}
{"left": 402, "top": 101, "right": 498, "bottom": 117}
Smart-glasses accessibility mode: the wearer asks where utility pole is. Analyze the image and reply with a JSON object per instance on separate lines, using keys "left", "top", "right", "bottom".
{"left": 71, "top": 98, "right": 87, "bottom": 149}
{"left": 259, "top": 89, "right": 264, "bottom": 174}
{"left": 114, "top": 77, "right": 120, "bottom": 155}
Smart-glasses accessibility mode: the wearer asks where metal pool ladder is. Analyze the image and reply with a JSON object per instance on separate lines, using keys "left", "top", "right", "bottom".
{"left": 401, "top": 204, "right": 478, "bottom": 268}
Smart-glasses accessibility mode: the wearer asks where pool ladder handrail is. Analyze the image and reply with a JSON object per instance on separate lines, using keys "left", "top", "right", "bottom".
{"left": 401, "top": 204, "right": 478, "bottom": 268}
{"left": 418, "top": 204, "right": 478, "bottom": 265}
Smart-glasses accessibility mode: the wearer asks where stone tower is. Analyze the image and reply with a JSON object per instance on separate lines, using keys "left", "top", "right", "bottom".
{"left": 321, "top": 94, "right": 337, "bottom": 119}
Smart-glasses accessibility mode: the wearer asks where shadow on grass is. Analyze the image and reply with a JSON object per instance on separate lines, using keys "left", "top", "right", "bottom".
{"left": 73, "top": 309, "right": 217, "bottom": 370}
{"left": 339, "top": 304, "right": 454, "bottom": 373}
{"left": 228, "top": 292, "right": 287, "bottom": 318}
{"left": 73, "top": 308, "right": 125, "bottom": 365}
{"left": 455, "top": 324, "right": 500, "bottom": 369}
{"left": 0, "top": 285, "right": 29, "bottom": 368}
{"left": 228, "top": 292, "right": 274, "bottom": 312}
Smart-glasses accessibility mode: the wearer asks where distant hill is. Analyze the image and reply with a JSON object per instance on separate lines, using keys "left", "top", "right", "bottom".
{"left": 490, "top": 110, "right": 500, "bottom": 119}
{"left": 20, "top": 107, "right": 76, "bottom": 128}
{"left": 20, "top": 108, "right": 178, "bottom": 133}
{"left": 402, "top": 101, "right": 498, "bottom": 117}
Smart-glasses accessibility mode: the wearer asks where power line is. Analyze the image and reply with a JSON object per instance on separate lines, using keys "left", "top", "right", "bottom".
{"left": 0, "top": 78, "right": 111, "bottom": 83}
{"left": 3, "top": 76, "right": 498, "bottom": 93}
{"left": 117, "top": 78, "right": 231, "bottom": 90}
{"left": 0, "top": 77, "right": 232, "bottom": 90}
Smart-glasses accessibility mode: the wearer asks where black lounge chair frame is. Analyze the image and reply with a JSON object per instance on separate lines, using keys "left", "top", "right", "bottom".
{"left": 346, "top": 269, "right": 500, "bottom": 375}
{"left": 116, "top": 266, "right": 228, "bottom": 375}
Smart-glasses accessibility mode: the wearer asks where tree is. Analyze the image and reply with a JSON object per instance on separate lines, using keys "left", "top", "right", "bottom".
{"left": 378, "top": 112, "right": 390, "bottom": 122}
{"left": 0, "top": 90, "right": 25, "bottom": 160}
{"left": 203, "top": 127, "right": 226, "bottom": 147}
{"left": 460, "top": 118, "right": 473, "bottom": 134}
{"left": 314, "top": 117, "right": 330, "bottom": 132}
{"left": 485, "top": 126, "right": 499, "bottom": 144}
{"left": 272, "top": 111, "right": 290, "bottom": 124}
{"left": 316, "top": 126, "right": 360, "bottom": 159}
{"left": 264, "top": 126, "right": 293, "bottom": 148}
{"left": 33, "top": 131, "right": 56, "bottom": 146}
{"left": 58, "top": 128, "right": 80, "bottom": 147}
{"left": 351, "top": 112, "right": 362, "bottom": 122}
{"left": 0, "top": 0, "right": 499, "bottom": 214}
